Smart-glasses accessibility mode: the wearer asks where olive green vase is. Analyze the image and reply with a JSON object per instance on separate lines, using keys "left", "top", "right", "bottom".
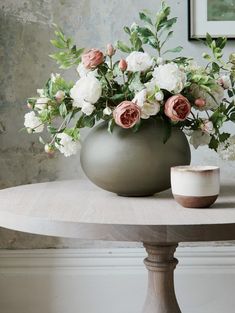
{"left": 80, "top": 118, "right": 191, "bottom": 196}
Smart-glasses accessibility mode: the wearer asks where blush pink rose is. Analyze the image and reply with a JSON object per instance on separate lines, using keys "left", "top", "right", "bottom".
{"left": 164, "top": 94, "right": 191, "bottom": 122}
{"left": 195, "top": 98, "right": 206, "bottom": 108}
{"left": 82, "top": 49, "right": 104, "bottom": 69}
{"left": 113, "top": 101, "right": 141, "bottom": 129}
{"left": 119, "top": 59, "right": 128, "bottom": 72}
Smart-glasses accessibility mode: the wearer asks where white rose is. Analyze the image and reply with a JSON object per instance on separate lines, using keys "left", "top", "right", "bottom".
{"left": 35, "top": 97, "right": 50, "bottom": 111}
{"left": 189, "top": 130, "right": 211, "bottom": 149}
{"left": 155, "top": 90, "right": 164, "bottom": 101}
{"left": 55, "top": 133, "right": 80, "bottom": 157}
{"left": 133, "top": 89, "right": 147, "bottom": 106}
{"left": 103, "top": 107, "right": 112, "bottom": 115}
{"left": 24, "top": 111, "right": 44, "bottom": 133}
{"left": 153, "top": 63, "right": 186, "bottom": 94}
{"left": 191, "top": 84, "right": 224, "bottom": 111}
{"left": 126, "top": 51, "right": 153, "bottom": 72}
{"left": 70, "top": 75, "right": 102, "bottom": 108}
{"left": 141, "top": 102, "right": 160, "bottom": 119}
{"left": 81, "top": 102, "right": 95, "bottom": 116}
{"left": 217, "top": 136, "right": 235, "bottom": 160}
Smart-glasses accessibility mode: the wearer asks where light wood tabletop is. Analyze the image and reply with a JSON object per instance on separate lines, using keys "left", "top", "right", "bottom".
{"left": 0, "top": 179, "right": 234, "bottom": 313}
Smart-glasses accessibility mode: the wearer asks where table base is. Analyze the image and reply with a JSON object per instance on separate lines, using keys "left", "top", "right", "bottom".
{"left": 142, "top": 243, "right": 181, "bottom": 313}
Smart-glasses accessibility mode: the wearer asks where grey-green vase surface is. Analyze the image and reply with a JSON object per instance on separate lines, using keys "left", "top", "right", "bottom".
{"left": 80, "top": 118, "right": 191, "bottom": 196}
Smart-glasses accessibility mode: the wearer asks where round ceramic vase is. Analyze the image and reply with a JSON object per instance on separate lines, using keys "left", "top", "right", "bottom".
{"left": 80, "top": 118, "right": 191, "bottom": 196}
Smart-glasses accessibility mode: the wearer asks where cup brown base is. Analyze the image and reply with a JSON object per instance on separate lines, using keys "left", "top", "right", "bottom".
{"left": 173, "top": 194, "right": 218, "bottom": 208}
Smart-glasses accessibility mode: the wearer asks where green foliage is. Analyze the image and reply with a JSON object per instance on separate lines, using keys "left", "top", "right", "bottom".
{"left": 50, "top": 25, "right": 85, "bottom": 69}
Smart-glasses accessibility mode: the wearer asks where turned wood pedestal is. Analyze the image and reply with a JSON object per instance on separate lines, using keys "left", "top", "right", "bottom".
{"left": 0, "top": 180, "right": 235, "bottom": 313}
{"left": 142, "top": 244, "right": 180, "bottom": 313}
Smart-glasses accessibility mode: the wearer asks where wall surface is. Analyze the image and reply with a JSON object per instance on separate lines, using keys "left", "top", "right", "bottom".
{"left": 0, "top": 0, "right": 235, "bottom": 248}
{"left": 1, "top": 246, "right": 235, "bottom": 313}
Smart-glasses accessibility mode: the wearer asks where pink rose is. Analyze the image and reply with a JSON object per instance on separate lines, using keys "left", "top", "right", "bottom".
{"left": 82, "top": 49, "right": 104, "bottom": 69}
{"left": 195, "top": 98, "right": 206, "bottom": 108}
{"left": 119, "top": 59, "right": 128, "bottom": 72}
{"left": 164, "top": 94, "right": 191, "bottom": 122}
{"left": 113, "top": 101, "right": 141, "bottom": 129}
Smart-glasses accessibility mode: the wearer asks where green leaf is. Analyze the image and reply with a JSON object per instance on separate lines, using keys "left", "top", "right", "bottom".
{"left": 212, "top": 62, "right": 220, "bottom": 73}
{"left": 160, "top": 17, "right": 177, "bottom": 31}
{"left": 163, "top": 46, "right": 183, "bottom": 54}
{"left": 230, "top": 112, "right": 235, "bottom": 121}
{"left": 123, "top": 26, "right": 131, "bottom": 35}
{"left": 216, "top": 37, "right": 227, "bottom": 49}
{"left": 82, "top": 115, "right": 96, "bottom": 128}
{"left": 108, "top": 119, "right": 115, "bottom": 134}
{"left": 110, "top": 94, "right": 125, "bottom": 101}
{"left": 50, "top": 39, "right": 66, "bottom": 49}
{"left": 116, "top": 40, "right": 132, "bottom": 53}
{"left": 139, "top": 12, "right": 153, "bottom": 25}
{"left": 206, "top": 33, "right": 213, "bottom": 46}
{"left": 59, "top": 103, "right": 67, "bottom": 117}
{"left": 132, "top": 121, "right": 142, "bottom": 133}
{"left": 209, "top": 136, "right": 219, "bottom": 151}
{"left": 219, "top": 132, "right": 230, "bottom": 142}
{"left": 161, "top": 30, "right": 173, "bottom": 48}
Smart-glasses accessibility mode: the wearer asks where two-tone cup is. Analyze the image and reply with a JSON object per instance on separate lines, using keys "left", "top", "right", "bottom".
{"left": 171, "top": 166, "right": 220, "bottom": 208}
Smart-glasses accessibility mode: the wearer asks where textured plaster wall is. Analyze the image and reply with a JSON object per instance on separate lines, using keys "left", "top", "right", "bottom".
{"left": 0, "top": 0, "right": 235, "bottom": 249}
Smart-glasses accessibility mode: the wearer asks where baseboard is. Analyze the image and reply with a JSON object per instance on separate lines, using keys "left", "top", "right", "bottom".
{"left": 0, "top": 246, "right": 235, "bottom": 313}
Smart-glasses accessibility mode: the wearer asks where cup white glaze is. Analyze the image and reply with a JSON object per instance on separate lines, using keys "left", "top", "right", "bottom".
{"left": 171, "top": 166, "right": 220, "bottom": 208}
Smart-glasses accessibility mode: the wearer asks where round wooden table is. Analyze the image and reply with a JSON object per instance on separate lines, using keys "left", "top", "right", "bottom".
{"left": 0, "top": 179, "right": 234, "bottom": 313}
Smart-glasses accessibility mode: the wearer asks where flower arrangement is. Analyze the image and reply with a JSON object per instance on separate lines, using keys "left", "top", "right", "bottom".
{"left": 24, "top": 1, "right": 235, "bottom": 160}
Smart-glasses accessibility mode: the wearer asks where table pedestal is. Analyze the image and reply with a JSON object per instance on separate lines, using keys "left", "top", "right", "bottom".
{"left": 142, "top": 243, "right": 181, "bottom": 313}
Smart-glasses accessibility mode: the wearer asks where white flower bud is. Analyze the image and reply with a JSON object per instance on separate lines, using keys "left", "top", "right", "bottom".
{"left": 55, "top": 90, "right": 65, "bottom": 103}
{"left": 103, "top": 107, "right": 112, "bottom": 115}
{"left": 156, "top": 57, "right": 165, "bottom": 65}
{"left": 155, "top": 90, "right": 164, "bottom": 101}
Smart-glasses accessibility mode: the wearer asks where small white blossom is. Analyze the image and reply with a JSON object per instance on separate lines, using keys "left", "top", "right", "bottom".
{"left": 126, "top": 51, "right": 153, "bottom": 72}
{"left": 55, "top": 133, "right": 80, "bottom": 157}
{"left": 37, "top": 89, "right": 45, "bottom": 97}
{"left": 153, "top": 63, "right": 186, "bottom": 94}
{"left": 70, "top": 75, "right": 102, "bottom": 108}
{"left": 155, "top": 90, "right": 164, "bottom": 101}
{"left": 189, "top": 130, "right": 211, "bottom": 149}
{"left": 51, "top": 73, "right": 61, "bottom": 83}
{"left": 81, "top": 102, "right": 95, "bottom": 116}
{"left": 103, "top": 107, "right": 112, "bottom": 115}
{"left": 24, "top": 111, "right": 44, "bottom": 133}
{"left": 217, "top": 136, "right": 235, "bottom": 160}
{"left": 35, "top": 97, "right": 50, "bottom": 111}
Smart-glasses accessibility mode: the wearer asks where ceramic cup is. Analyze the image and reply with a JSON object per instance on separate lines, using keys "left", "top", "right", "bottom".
{"left": 171, "top": 165, "right": 220, "bottom": 208}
